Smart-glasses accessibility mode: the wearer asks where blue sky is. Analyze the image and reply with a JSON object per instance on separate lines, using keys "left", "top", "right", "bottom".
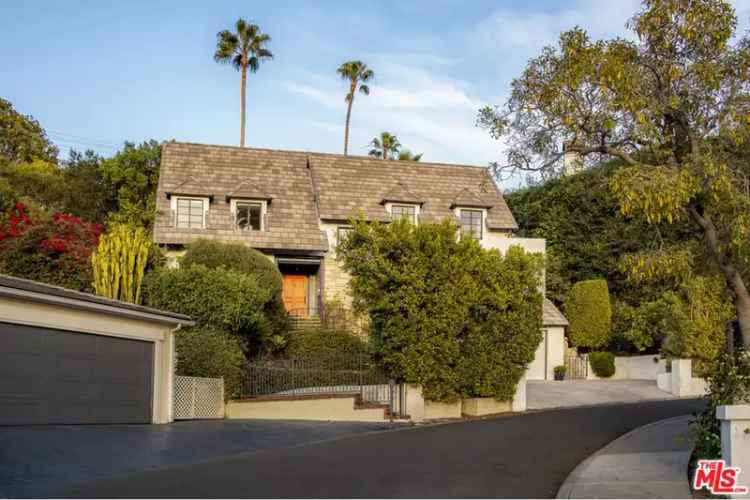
{"left": 3, "top": 1, "right": 749, "bottom": 189}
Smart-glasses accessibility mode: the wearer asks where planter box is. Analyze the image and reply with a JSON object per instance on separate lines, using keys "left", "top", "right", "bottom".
{"left": 462, "top": 397, "right": 512, "bottom": 417}
{"left": 424, "top": 400, "right": 462, "bottom": 420}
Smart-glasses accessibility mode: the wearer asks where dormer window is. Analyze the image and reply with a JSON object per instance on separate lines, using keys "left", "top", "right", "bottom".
{"left": 171, "top": 196, "right": 209, "bottom": 229}
{"left": 390, "top": 204, "right": 418, "bottom": 224}
{"left": 459, "top": 208, "right": 483, "bottom": 240}
{"left": 231, "top": 199, "right": 266, "bottom": 231}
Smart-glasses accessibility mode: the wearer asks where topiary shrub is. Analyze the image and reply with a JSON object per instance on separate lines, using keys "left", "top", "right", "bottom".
{"left": 180, "top": 239, "right": 289, "bottom": 348}
{"left": 566, "top": 279, "right": 613, "bottom": 350}
{"left": 142, "top": 265, "right": 271, "bottom": 350}
{"left": 175, "top": 327, "right": 246, "bottom": 399}
{"left": 286, "top": 327, "right": 370, "bottom": 359}
{"left": 181, "top": 239, "right": 281, "bottom": 294}
{"left": 588, "top": 351, "right": 615, "bottom": 377}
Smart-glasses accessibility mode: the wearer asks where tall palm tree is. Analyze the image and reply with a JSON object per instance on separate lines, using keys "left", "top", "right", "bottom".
{"left": 398, "top": 149, "right": 423, "bottom": 161}
{"left": 214, "top": 19, "right": 273, "bottom": 147}
{"left": 337, "top": 61, "right": 374, "bottom": 155}
{"left": 368, "top": 132, "right": 401, "bottom": 160}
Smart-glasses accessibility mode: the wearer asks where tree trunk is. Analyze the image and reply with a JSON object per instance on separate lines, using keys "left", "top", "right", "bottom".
{"left": 689, "top": 204, "right": 750, "bottom": 347}
{"left": 343, "top": 97, "right": 353, "bottom": 156}
{"left": 240, "top": 66, "right": 247, "bottom": 147}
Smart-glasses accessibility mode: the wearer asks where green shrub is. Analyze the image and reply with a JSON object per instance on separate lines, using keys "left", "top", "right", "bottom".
{"left": 693, "top": 350, "right": 750, "bottom": 460}
{"left": 589, "top": 351, "right": 615, "bottom": 377}
{"left": 175, "top": 327, "right": 246, "bottom": 399}
{"left": 337, "top": 219, "right": 543, "bottom": 402}
{"left": 286, "top": 327, "right": 370, "bottom": 359}
{"left": 554, "top": 365, "right": 567, "bottom": 376}
{"left": 566, "top": 279, "right": 613, "bottom": 350}
{"left": 142, "top": 265, "right": 271, "bottom": 349}
{"left": 181, "top": 239, "right": 289, "bottom": 348}
{"left": 181, "top": 239, "right": 282, "bottom": 295}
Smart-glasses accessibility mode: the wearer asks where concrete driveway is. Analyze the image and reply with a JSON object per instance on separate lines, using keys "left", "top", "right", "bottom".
{"left": 527, "top": 379, "right": 675, "bottom": 410}
{"left": 0, "top": 419, "right": 399, "bottom": 498}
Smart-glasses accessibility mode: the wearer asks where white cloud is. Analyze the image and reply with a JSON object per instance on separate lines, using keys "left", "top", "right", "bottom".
{"left": 284, "top": 59, "right": 499, "bottom": 169}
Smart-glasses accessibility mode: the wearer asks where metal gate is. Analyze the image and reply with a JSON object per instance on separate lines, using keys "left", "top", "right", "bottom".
{"left": 565, "top": 354, "right": 588, "bottom": 379}
{"left": 173, "top": 375, "right": 225, "bottom": 419}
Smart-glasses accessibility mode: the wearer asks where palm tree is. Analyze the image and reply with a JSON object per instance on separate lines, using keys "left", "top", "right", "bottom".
{"left": 337, "top": 61, "right": 374, "bottom": 155}
{"left": 368, "top": 132, "right": 401, "bottom": 160}
{"left": 214, "top": 19, "right": 273, "bottom": 147}
{"left": 398, "top": 149, "right": 423, "bottom": 161}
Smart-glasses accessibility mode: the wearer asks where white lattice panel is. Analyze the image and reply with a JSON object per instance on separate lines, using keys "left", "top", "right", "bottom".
{"left": 174, "top": 375, "right": 225, "bottom": 419}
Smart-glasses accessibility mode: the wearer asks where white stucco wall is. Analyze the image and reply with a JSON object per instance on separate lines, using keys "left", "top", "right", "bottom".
{"left": 526, "top": 326, "right": 566, "bottom": 380}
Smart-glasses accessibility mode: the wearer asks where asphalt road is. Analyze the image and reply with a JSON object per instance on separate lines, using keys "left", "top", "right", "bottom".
{"left": 64, "top": 399, "right": 704, "bottom": 499}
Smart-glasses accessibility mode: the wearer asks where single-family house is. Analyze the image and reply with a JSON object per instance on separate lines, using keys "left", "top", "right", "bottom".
{"left": 153, "top": 141, "right": 567, "bottom": 380}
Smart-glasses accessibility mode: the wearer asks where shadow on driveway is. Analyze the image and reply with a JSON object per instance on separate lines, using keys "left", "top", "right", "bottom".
{"left": 63, "top": 399, "right": 704, "bottom": 499}
{"left": 0, "top": 419, "right": 400, "bottom": 498}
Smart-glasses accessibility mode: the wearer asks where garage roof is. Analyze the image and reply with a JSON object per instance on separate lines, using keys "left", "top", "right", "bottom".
{"left": 0, "top": 274, "right": 194, "bottom": 326}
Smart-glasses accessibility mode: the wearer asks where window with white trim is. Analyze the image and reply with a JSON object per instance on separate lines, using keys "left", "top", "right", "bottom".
{"left": 390, "top": 204, "right": 417, "bottom": 224}
{"left": 174, "top": 197, "right": 206, "bottom": 229}
{"left": 235, "top": 201, "right": 263, "bottom": 231}
{"left": 459, "top": 209, "right": 483, "bottom": 240}
{"left": 230, "top": 199, "right": 266, "bottom": 231}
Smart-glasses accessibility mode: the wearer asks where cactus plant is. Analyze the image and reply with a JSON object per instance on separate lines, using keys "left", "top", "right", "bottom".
{"left": 92, "top": 224, "right": 152, "bottom": 304}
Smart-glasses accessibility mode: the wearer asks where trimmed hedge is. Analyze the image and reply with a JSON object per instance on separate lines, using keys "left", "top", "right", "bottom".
{"left": 181, "top": 239, "right": 282, "bottom": 295}
{"left": 179, "top": 239, "right": 290, "bottom": 351}
{"left": 566, "top": 279, "right": 613, "bottom": 349}
{"left": 142, "top": 264, "right": 271, "bottom": 342}
{"left": 286, "top": 328, "right": 370, "bottom": 359}
{"left": 175, "top": 327, "right": 246, "bottom": 398}
{"left": 589, "top": 351, "right": 615, "bottom": 377}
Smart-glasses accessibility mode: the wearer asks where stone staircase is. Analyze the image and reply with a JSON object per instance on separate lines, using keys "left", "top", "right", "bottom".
{"left": 289, "top": 314, "right": 321, "bottom": 332}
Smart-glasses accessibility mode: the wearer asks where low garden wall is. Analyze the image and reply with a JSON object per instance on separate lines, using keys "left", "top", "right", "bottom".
{"left": 226, "top": 394, "right": 388, "bottom": 422}
{"left": 587, "top": 354, "right": 667, "bottom": 380}
{"left": 656, "top": 359, "right": 707, "bottom": 397}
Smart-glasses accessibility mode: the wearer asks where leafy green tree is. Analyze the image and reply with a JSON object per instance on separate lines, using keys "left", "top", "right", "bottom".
{"left": 338, "top": 219, "right": 543, "bottom": 401}
{"left": 368, "top": 132, "right": 401, "bottom": 160}
{"left": 398, "top": 149, "right": 423, "bottom": 161}
{"left": 337, "top": 61, "right": 374, "bottom": 156}
{"left": 479, "top": 0, "right": 750, "bottom": 346}
{"left": 99, "top": 140, "right": 161, "bottom": 227}
{"left": 60, "top": 150, "right": 116, "bottom": 223}
{"left": 0, "top": 97, "right": 57, "bottom": 165}
{"left": 507, "top": 162, "right": 699, "bottom": 304}
{"left": 565, "top": 279, "right": 612, "bottom": 350}
{"left": 214, "top": 19, "right": 273, "bottom": 147}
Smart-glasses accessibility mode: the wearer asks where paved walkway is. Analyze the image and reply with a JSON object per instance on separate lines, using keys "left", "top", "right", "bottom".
{"left": 528, "top": 379, "right": 676, "bottom": 410}
{"left": 556, "top": 415, "right": 694, "bottom": 499}
{"left": 62, "top": 399, "right": 703, "bottom": 499}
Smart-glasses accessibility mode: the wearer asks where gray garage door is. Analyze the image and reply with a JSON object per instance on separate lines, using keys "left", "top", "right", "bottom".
{"left": 0, "top": 322, "right": 153, "bottom": 425}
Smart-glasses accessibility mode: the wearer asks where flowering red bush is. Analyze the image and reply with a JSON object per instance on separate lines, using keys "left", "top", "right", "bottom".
{"left": 0, "top": 203, "right": 102, "bottom": 291}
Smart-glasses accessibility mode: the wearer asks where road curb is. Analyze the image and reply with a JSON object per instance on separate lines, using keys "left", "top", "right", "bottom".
{"left": 556, "top": 415, "right": 694, "bottom": 499}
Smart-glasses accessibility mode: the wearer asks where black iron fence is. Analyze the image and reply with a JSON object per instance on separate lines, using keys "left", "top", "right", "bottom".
{"left": 242, "top": 354, "right": 406, "bottom": 416}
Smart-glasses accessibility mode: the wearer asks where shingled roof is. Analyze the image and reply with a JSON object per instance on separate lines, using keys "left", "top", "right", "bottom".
{"left": 153, "top": 141, "right": 518, "bottom": 252}
{"left": 543, "top": 299, "right": 568, "bottom": 327}
{"left": 308, "top": 152, "right": 517, "bottom": 229}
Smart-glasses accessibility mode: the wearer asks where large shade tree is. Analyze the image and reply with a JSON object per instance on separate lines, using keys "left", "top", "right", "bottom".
{"left": 214, "top": 19, "right": 273, "bottom": 147}
{"left": 478, "top": 0, "right": 750, "bottom": 346}
{"left": 337, "top": 61, "right": 374, "bottom": 155}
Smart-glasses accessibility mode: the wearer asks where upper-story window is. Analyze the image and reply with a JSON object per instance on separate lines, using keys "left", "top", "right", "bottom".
{"left": 459, "top": 209, "right": 483, "bottom": 240}
{"left": 231, "top": 199, "right": 266, "bottom": 231}
{"left": 337, "top": 226, "right": 353, "bottom": 244}
{"left": 389, "top": 204, "right": 418, "bottom": 224}
{"left": 174, "top": 197, "right": 207, "bottom": 229}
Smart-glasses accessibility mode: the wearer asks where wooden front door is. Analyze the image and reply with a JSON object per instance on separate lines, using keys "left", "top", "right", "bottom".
{"left": 282, "top": 274, "right": 308, "bottom": 316}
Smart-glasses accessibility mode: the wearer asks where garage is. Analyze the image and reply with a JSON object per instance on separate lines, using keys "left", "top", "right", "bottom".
{"left": 0, "top": 274, "right": 193, "bottom": 425}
